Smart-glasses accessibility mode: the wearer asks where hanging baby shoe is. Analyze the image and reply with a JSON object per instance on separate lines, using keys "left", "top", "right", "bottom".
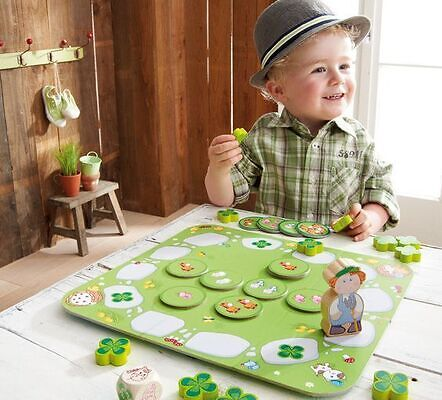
{"left": 41, "top": 85, "right": 66, "bottom": 128}
{"left": 60, "top": 88, "right": 80, "bottom": 119}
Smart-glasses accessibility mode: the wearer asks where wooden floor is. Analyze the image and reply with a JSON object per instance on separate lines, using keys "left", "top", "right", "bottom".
{"left": 0, "top": 204, "right": 197, "bottom": 312}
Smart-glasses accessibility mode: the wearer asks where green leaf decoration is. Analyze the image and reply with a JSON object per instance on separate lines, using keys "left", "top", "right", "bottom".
{"left": 179, "top": 372, "right": 219, "bottom": 399}
{"left": 95, "top": 337, "right": 131, "bottom": 366}
{"left": 297, "top": 238, "right": 323, "bottom": 256}
{"left": 277, "top": 344, "right": 304, "bottom": 359}
{"left": 373, "top": 235, "right": 398, "bottom": 252}
{"left": 394, "top": 245, "right": 421, "bottom": 263}
{"left": 251, "top": 240, "right": 271, "bottom": 249}
{"left": 372, "top": 370, "right": 408, "bottom": 400}
{"left": 217, "top": 386, "right": 258, "bottom": 400}
{"left": 111, "top": 292, "right": 134, "bottom": 302}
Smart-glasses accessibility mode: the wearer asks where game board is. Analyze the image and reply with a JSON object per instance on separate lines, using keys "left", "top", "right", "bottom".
{"left": 63, "top": 224, "right": 414, "bottom": 397}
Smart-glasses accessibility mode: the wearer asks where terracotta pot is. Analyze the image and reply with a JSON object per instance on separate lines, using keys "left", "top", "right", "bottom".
{"left": 81, "top": 172, "right": 100, "bottom": 191}
{"left": 57, "top": 172, "right": 81, "bottom": 197}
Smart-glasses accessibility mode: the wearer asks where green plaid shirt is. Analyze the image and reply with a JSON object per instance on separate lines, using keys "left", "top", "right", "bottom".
{"left": 231, "top": 108, "right": 399, "bottom": 229}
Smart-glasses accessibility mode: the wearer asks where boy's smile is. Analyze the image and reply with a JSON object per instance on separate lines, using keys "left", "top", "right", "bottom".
{"left": 266, "top": 30, "right": 356, "bottom": 134}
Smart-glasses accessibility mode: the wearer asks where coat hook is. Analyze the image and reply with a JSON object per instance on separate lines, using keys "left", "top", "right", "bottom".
{"left": 75, "top": 31, "right": 93, "bottom": 58}
{"left": 18, "top": 37, "right": 33, "bottom": 66}
{"left": 48, "top": 39, "right": 69, "bottom": 62}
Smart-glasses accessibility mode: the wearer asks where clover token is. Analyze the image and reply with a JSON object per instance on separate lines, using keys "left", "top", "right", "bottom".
{"left": 279, "top": 219, "right": 302, "bottom": 237}
{"left": 267, "top": 258, "right": 310, "bottom": 279}
{"left": 160, "top": 286, "right": 205, "bottom": 308}
{"left": 286, "top": 289, "right": 322, "bottom": 312}
{"left": 215, "top": 295, "right": 262, "bottom": 319}
{"left": 199, "top": 270, "right": 243, "bottom": 290}
{"left": 243, "top": 278, "right": 287, "bottom": 300}
{"left": 257, "top": 216, "right": 285, "bottom": 233}
{"left": 238, "top": 216, "right": 261, "bottom": 231}
{"left": 166, "top": 258, "right": 208, "bottom": 278}
{"left": 295, "top": 221, "right": 330, "bottom": 238}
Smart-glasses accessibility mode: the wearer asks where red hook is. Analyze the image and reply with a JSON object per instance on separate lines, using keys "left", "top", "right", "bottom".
{"left": 18, "top": 37, "right": 33, "bottom": 66}
{"left": 75, "top": 31, "right": 93, "bottom": 58}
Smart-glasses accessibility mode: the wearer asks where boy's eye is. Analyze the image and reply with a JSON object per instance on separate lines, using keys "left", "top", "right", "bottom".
{"left": 313, "top": 66, "right": 327, "bottom": 73}
{"left": 340, "top": 63, "right": 351, "bottom": 70}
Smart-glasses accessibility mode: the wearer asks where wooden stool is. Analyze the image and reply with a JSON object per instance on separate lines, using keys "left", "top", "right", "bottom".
{"left": 47, "top": 180, "right": 127, "bottom": 256}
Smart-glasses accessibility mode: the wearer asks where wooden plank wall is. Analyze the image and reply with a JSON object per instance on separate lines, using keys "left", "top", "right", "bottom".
{"left": 0, "top": 0, "right": 119, "bottom": 268}
{"left": 0, "top": 0, "right": 274, "bottom": 268}
{"left": 112, "top": 0, "right": 275, "bottom": 215}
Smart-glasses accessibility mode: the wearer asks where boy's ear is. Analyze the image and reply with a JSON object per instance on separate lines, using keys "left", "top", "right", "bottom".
{"left": 265, "top": 80, "right": 285, "bottom": 102}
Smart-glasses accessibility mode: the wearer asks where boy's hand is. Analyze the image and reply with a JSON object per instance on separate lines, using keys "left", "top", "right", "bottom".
{"left": 208, "top": 134, "right": 242, "bottom": 174}
{"left": 345, "top": 203, "right": 389, "bottom": 242}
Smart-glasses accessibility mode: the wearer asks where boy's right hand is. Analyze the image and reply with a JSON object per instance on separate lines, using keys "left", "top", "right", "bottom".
{"left": 208, "top": 134, "right": 243, "bottom": 174}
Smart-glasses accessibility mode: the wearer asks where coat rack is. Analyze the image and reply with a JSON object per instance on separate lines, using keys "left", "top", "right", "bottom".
{"left": 0, "top": 33, "right": 93, "bottom": 71}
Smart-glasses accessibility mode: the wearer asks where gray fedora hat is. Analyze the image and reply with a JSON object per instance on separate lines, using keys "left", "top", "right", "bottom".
{"left": 250, "top": 0, "right": 371, "bottom": 88}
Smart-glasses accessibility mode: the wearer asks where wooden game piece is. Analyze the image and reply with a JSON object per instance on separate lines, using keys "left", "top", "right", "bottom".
{"left": 267, "top": 258, "right": 311, "bottom": 279}
{"left": 295, "top": 221, "right": 330, "bottom": 238}
{"left": 372, "top": 370, "right": 408, "bottom": 400}
{"left": 215, "top": 296, "right": 262, "bottom": 319}
{"left": 394, "top": 245, "right": 421, "bottom": 263}
{"left": 286, "top": 288, "right": 322, "bottom": 312}
{"left": 278, "top": 219, "right": 302, "bottom": 237}
{"left": 321, "top": 258, "right": 366, "bottom": 337}
{"left": 331, "top": 214, "right": 353, "bottom": 232}
{"left": 238, "top": 216, "right": 261, "bottom": 231}
{"left": 256, "top": 216, "right": 285, "bottom": 233}
{"left": 243, "top": 278, "right": 287, "bottom": 299}
{"left": 296, "top": 238, "right": 324, "bottom": 256}
{"left": 116, "top": 365, "right": 162, "bottom": 400}
{"left": 178, "top": 372, "right": 219, "bottom": 400}
{"left": 232, "top": 127, "right": 248, "bottom": 143}
{"left": 95, "top": 337, "right": 131, "bottom": 366}
{"left": 373, "top": 235, "right": 397, "bottom": 252}
{"left": 396, "top": 236, "right": 420, "bottom": 249}
{"left": 217, "top": 386, "right": 258, "bottom": 400}
{"left": 199, "top": 270, "right": 243, "bottom": 290}
{"left": 166, "top": 258, "right": 208, "bottom": 278}
{"left": 217, "top": 209, "right": 239, "bottom": 223}
{"left": 160, "top": 286, "right": 206, "bottom": 308}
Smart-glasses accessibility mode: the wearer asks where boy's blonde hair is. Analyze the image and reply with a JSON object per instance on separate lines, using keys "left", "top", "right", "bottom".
{"left": 261, "top": 24, "right": 360, "bottom": 101}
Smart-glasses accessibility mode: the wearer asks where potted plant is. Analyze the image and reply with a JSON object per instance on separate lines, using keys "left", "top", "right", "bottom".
{"left": 55, "top": 142, "right": 81, "bottom": 197}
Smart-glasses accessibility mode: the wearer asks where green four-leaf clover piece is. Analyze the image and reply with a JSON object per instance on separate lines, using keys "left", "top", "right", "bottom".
{"left": 297, "top": 238, "right": 323, "bottom": 256}
{"left": 233, "top": 128, "right": 248, "bottom": 144}
{"left": 95, "top": 337, "right": 131, "bottom": 366}
{"left": 111, "top": 292, "right": 134, "bottom": 302}
{"left": 372, "top": 370, "right": 408, "bottom": 400}
{"left": 278, "top": 344, "right": 305, "bottom": 359}
{"left": 217, "top": 209, "right": 239, "bottom": 223}
{"left": 217, "top": 386, "right": 258, "bottom": 400}
{"left": 179, "top": 372, "right": 219, "bottom": 400}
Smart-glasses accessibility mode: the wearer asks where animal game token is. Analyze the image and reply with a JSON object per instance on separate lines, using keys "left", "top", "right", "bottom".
{"left": 243, "top": 278, "right": 287, "bottom": 300}
{"left": 238, "top": 216, "right": 261, "bottom": 231}
{"left": 215, "top": 296, "right": 262, "bottom": 319}
{"left": 295, "top": 221, "right": 330, "bottom": 238}
{"left": 267, "top": 258, "right": 311, "bottom": 279}
{"left": 166, "top": 258, "right": 208, "bottom": 278}
{"left": 286, "top": 288, "right": 322, "bottom": 312}
{"left": 160, "top": 286, "right": 206, "bottom": 308}
{"left": 257, "top": 216, "right": 285, "bottom": 233}
{"left": 199, "top": 270, "right": 243, "bottom": 290}
{"left": 279, "top": 219, "right": 302, "bottom": 237}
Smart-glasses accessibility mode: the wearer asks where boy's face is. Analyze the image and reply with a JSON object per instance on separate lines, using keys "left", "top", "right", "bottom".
{"left": 266, "top": 30, "right": 356, "bottom": 133}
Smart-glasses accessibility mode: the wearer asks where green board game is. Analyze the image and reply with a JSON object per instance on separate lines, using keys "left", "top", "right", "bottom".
{"left": 63, "top": 224, "right": 414, "bottom": 396}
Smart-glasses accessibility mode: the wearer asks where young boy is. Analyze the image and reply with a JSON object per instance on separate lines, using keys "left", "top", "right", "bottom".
{"left": 205, "top": 0, "right": 399, "bottom": 242}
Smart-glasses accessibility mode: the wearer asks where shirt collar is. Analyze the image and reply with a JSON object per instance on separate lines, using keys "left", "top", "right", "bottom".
{"left": 267, "top": 108, "right": 357, "bottom": 138}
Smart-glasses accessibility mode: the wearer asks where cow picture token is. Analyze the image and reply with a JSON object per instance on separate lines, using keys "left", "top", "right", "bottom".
{"left": 295, "top": 221, "right": 330, "bottom": 238}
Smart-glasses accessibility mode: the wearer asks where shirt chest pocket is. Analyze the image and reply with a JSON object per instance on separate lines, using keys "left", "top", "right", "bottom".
{"left": 328, "top": 167, "right": 361, "bottom": 215}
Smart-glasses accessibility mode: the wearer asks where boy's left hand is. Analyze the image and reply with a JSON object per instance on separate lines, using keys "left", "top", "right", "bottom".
{"left": 345, "top": 203, "right": 389, "bottom": 242}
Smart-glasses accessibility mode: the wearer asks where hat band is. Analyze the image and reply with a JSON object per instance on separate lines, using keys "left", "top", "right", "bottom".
{"left": 261, "top": 14, "right": 339, "bottom": 69}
